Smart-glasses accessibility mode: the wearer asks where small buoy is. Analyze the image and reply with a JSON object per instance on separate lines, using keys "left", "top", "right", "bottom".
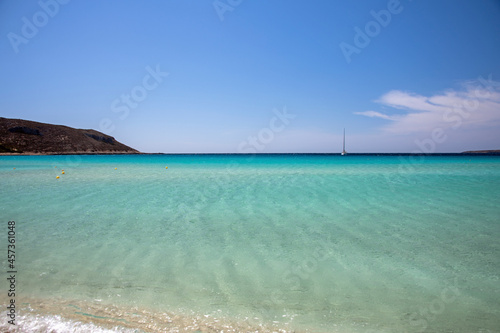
{"left": 165, "top": 166, "right": 168, "bottom": 169}
{"left": 13, "top": 168, "right": 15, "bottom": 170}
{"left": 115, "top": 168, "right": 117, "bottom": 170}
{"left": 62, "top": 171, "right": 65, "bottom": 174}
{"left": 56, "top": 176, "right": 60, "bottom": 179}
{"left": 62, "top": 169, "right": 64, "bottom": 172}
{"left": 54, "top": 166, "right": 57, "bottom": 168}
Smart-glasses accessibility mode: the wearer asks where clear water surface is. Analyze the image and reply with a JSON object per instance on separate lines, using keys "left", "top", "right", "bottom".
{"left": 1, "top": 154, "right": 499, "bottom": 332}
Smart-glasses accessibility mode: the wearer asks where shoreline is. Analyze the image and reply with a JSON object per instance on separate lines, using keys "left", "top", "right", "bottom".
{"left": 1, "top": 296, "right": 304, "bottom": 333}
{"left": 0, "top": 151, "right": 144, "bottom": 156}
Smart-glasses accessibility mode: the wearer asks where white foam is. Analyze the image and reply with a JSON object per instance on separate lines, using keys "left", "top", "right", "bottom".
{"left": 0, "top": 311, "right": 137, "bottom": 333}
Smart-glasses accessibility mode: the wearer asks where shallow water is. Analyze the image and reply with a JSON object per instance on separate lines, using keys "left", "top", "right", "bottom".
{"left": 1, "top": 154, "right": 499, "bottom": 332}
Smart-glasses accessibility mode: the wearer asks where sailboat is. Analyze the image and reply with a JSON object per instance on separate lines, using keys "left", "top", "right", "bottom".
{"left": 341, "top": 128, "right": 347, "bottom": 155}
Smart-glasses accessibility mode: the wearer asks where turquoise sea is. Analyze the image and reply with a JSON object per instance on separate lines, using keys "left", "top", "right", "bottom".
{"left": 1, "top": 154, "right": 499, "bottom": 332}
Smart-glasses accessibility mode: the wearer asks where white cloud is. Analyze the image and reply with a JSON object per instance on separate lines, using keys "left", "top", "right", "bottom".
{"left": 356, "top": 77, "right": 500, "bottom": 135}
{"left": 376, "top": 90, "right": 442, "bottom": 113}
{"left": 353, "top": 110, "right": 395, "bottom": 120}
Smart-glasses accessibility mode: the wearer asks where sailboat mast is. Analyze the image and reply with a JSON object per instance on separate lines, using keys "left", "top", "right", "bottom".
{"left": 341, "top": 128, "right": 346, "bottom": 155}
{"left": 343, "top": 128, "right": 345, "bottom": 152}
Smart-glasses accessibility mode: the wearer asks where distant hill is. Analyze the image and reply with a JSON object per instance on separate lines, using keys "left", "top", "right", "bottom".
{"left": 0, "top": 117, "right": 139, "bottom": 154}
{"left": 462, "top": 150, "right": 500, "bottom": 154}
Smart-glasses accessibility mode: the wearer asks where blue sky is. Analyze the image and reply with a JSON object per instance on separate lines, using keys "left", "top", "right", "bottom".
{"left": 1, "top": 0, "right": 500, "bottom": 153}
